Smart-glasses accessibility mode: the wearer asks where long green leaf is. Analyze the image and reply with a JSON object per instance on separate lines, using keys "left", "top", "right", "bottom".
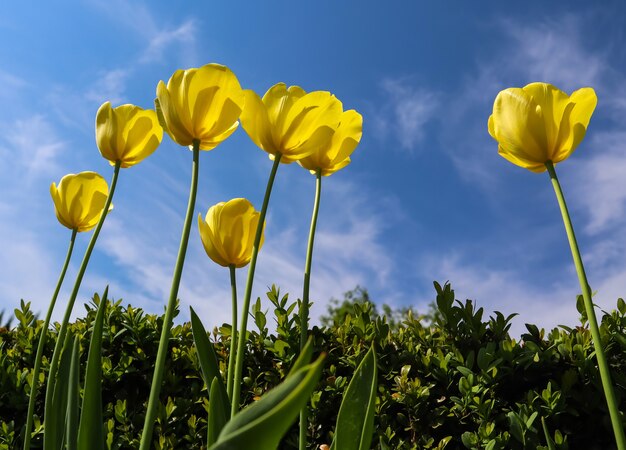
{"left": 209, "top": 355, "right": 325, "bottom": 450}
{"left": 290, "top": 336, "right": 314, "bottom": 376}
{"left": 208, "top": 377, "right": 229, "bottom": 447}
{"left": 541, "top": 417, "right": 557, "bottom": 450}
{"left": 66, "top": 336, "right": 81, "bottom": 450}
{"left": 44, "top": 329, "right": 73, "bottom": 450}
{"left": 77, "top": 287, "right": 108, "bottom": 450}
{"left": 190, "top": 307, "right": 229, "bottom": 406}
{"left": 332, "top": 346, "right": 378, "bottom": 450}
{"left": 190, "top": 305, "right": 231, "bottom": 447}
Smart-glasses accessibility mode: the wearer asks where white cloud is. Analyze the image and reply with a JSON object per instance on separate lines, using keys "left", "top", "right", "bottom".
{"left": 503, "top": 16, "right": 604, "bottom": 92}
{"left": 86, "top": 0, "right": 160, "bottom": 39}
{"left": 420, "top": 253, "right": 594, "bottom": 337}
{"left": 93, "top": 171, "right": 397, "bottom": 330}
{"left": 566, "top": 131, "right": 626, "bottom": 233}
{"left": 140, "top": 20, "right": 196, "bottom": 64}
{"left": 0, "top": 115, "right": 65, "bottom": 180}
{"left": 85, "top": 69, "right": 130, "bottom": 106}
{"left": 0, "top": 69, "right": 27, "bottom": 98}
{"left": 373, "top": 78, "right": 439, "bottom": 151}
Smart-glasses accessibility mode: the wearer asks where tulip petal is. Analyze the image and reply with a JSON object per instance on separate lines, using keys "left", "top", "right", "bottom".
{"left": 157, "top": 80, "right": 194, "bottom": 146}
{"left": 553, "top": 87, "right": 597, "bottom": 163}
{"left": 50, "top": 172, "right": 109, "bottom": 231}
{"left": 281, "top": 92, "right": 342, "bottom": 157}
{"left": 240, "top": 90, "right": 277, "bottom": 154}
{"left": 487, "top": 115, "right": 496, "bottom": 140}
{"left": 522, "top": 83, "right": 570, "bottom": 155}
{"left": 159, "top": 64, "right": 243, "bottom": 149}
{"left": 322, "top": 157, "right": 351, "bottom": 176}
{"left": 263, "top": 84, "right": 306, "bottom": 138}
{"left": 95, "top": 102, "right": 119, "bottom": 163}
{"left": 198, "top": 213, "right": 229, "bottom": 267}
{"left": 186, "top": 65, "right": 244, "bottom": 143}
{"left": 497, "top": 146, "right": 547, "bottom": 173}
{"left": 198, "top": 199, "right": 261, "bottom": 268}
{"left": 331, "top": 110, "right": 363, "bottom": 162}
{"left": 491, "top": 88, "right": 550, "bottom": 167}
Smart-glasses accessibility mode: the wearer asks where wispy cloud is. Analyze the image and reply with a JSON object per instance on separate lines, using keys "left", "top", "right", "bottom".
{"left": 420, "top": 253, "right": 586, "bottom": 336}
{"left": 567, "top": 131, "right": 626, "bottom": 234}
{"left": 0, "top": 69, "right": 27, "bottom": 97}
{"left": 503, "top": 16, "right": 604, "bottom": 92}
{"left": 86, "top": 0, "right": 160, "bottom": 39}
{"left": 95, "top": 171, "right": 398, "bottom": 329}
{"left": 372, "top": 78, "right": 439, "bottom": 151}
{"left": 0, "top": 115, "right": 65, "bottom": 180}
{"left": 140, "top": 20, "right": 196, "bottom": 64}
{"left": 85, "top": 69, "right": 130, "bottom": 106}
{"left": 0, "top": 115, "right": 72, "bottom": 317}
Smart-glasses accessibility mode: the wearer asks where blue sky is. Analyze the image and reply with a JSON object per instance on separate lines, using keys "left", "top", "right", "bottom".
{"left": 1, "top": 0, "right": 625, "bottom": 337}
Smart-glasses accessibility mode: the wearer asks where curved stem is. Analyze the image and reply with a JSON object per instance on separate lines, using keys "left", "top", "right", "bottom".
{"left": 546, "top": 160, "right": 625, "bottom": 449}
{"left": 23, "top": 229, "right": 77, "bottom": 450}
{"left": 139, "top": 141, "right": 200, "bottom": 450}
{"left": 299, "top": 169, "right": 322, "bottom": 450}
{"left": 43, "top": 162, "right": 121, "bottom": 449}
{"left": 231, "top": 154, "right": 282, "bottom": 417}
{"left": 227, "top": 264, "right": 237, "bottom": 399}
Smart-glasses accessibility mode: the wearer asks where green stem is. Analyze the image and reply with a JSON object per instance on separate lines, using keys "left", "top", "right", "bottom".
{"left": 541, "top": 416, "right": 556, "bottom": 450}
{"left": 227, "top": 264, "right": 237, "bottom": 399}
{"left": 23, "top": 229, "right": 77, "bottom": 450}
{"left": 546, "top": 160, "right": 625, "bottom": 449}
{"left": 231, "top": 154, "right": 282, "bottom": 417}
{"left": 139, "top": 141, "right": 200, "bottom": 450}
{"left": 299, "top": 169, "right": 322, "bottom": 450}
{"left": 43, "top": 161, "right": 121, "bottom": 449}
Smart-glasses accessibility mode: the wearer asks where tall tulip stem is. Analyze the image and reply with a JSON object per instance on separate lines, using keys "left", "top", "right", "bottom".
{"left": 546, "top": 160, "right": 625, "bottom": 449}
{"left": 227, "top": 264, "right": 238, "bottom": 399}
{"left": 231, "top": 154, "right": 282, "bottom": 417}
{"left": 44, "top": 161, "right": 122, "bottom": 448}
{"left": 139, "top": 141, "right": 200, "bottom": 450}
{"left": 43, "top": 161, "right": 120, "bottom": 449}
{"left": 299, "top": 169, "right": 322, "bottom": 450}
{"left": 23, "top": 229, "right": 77, "bottom": 450}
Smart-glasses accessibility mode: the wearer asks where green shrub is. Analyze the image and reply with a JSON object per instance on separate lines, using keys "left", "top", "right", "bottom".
{"left": 1, "top": 282, "right": 625, "bottom": 449}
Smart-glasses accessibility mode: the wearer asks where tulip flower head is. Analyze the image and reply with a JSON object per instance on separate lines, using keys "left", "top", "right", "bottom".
{"left": 240, "top": 83, "right": 343, "bottom": 163}
{"left": 155, "top": 63, "right": 245, "bottom": 150}
{"left": 198, "top": 198, "right": 264, "bottom": 268}
{"left": 488, "top": 82, "right": 597, "bottom": 172}
{"left": 298, "top": 109, "right": 363, "bottom": 176}
{"left": 96, "top": 102, "right": 163, "bottom": 168}
{"left": 50, "top": 172, "right": 110, "bottom": 232}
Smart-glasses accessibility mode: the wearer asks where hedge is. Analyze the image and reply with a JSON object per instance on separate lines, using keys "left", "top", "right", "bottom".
{"left": 1, "top": 282, "right": 625, "bottom": 449}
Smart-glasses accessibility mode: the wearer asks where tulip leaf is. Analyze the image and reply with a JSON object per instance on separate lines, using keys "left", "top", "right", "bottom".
{"left": 209, "top": 355, "right": 325, "bottom": 450}
{"left": 289, "top": 336, "right": 314, "bottom": 375}
{"left": 331, "top": 346, "right": 378, "bottom": 450}
{"left": 66, "top": 335, "right": 81, "bottom": 450}
{"left": 207, "top": 377, "right": 229, "bottom": 447}
{"left": 190, "top": 307, "right": 229, "bottom": 403}
{"left": 44, "top": 330, "right": 73, "bottom": 450}
{"left": 77, "top": 287, "right": 108, "bottom": 450}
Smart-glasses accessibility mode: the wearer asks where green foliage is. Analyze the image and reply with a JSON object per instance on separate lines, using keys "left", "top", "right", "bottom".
{"left": 2, "top": 282, "right": 626, "bottom": 449}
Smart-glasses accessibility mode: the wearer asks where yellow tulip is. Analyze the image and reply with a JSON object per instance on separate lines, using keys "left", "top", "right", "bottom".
{"left": 155, "top": 63, "right": 245, "bottom": 150}
{"left": 198, "top": 198, "right": 264, "bottom": 268}
{"left": 50, "top": 172, "right": 110, "bottom": 232}
{"left": 240, "top": 83, "right": 343, "bottom": 163}
{"left": 488, "top": 82, "right": 597, "bottom": 172}
{"left": 298, "top": 109, "right": 363, "bottom": 176}
{"left": 95, "top": 102, "right": 163, "bottom": 168}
